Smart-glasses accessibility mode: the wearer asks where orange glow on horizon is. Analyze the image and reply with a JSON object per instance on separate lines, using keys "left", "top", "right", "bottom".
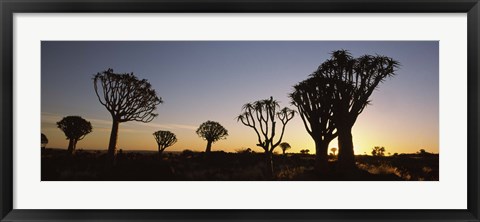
{"left": 42, "top": 107, "right": 439, "bottom": 155}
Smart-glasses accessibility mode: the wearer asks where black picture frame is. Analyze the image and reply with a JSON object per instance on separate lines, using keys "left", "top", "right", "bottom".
{"left": 1, "top": 0, "right": 479, "bottom": 221}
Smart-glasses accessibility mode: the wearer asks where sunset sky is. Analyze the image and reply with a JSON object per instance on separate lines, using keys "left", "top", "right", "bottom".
{"left": 41, "top": 41, "right": 439, "bottom": 155}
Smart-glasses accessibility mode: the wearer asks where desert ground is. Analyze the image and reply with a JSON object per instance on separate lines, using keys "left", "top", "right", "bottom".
{"left": 41, "top": 148, "right": 439, "bottom": 181}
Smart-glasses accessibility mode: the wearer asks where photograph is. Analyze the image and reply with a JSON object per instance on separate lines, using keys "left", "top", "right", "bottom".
{"left": 40, "top": 41, "right": 439, "bottom": 181}
{"left": 2, "top": 1, "right": 478, "bottom": 220}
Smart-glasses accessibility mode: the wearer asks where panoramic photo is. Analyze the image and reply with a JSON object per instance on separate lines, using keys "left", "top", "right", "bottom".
{"left": 41, "top": 41, "right": 439, "bottom": 181}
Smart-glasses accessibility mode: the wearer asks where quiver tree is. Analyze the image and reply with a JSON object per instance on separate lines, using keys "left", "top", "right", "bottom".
{"left": 93, "top": 69, "right": 163, "bottom": 164}
{"left": 56, "top": 116, "right": 92, "bottom": 154}
{"left": 153, "top": 130, "right": 177, "bottom": 157}
{"left": 290, "top": 77, "right": 337, "bottom": 173}
{"left": 236, "top": 96, "right": 295, "bottom": 179}
{"left": 330, "top": 147, "right": 337, "bottom": 156}
{"left": 279, "top": 142, "right": 291, "bottom": 155}
{"left": 41, "top": 133, "right": 49, "bottom": 151}
{"left": 196, "top": 120, "right": 228, "bottom": 153}
{"left": 371, "top": 146, "right": 386, "bottom": 156}
{"left": 313, "top": 50, "right": 399, "bottom": 169}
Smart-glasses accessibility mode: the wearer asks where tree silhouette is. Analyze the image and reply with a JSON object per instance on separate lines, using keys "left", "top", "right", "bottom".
{"left": 312, "top": 50, "right": 399, "bottom": 169}
{"left": 153, "top": 130, "right": 177, "bottom": 157}
{"left": 56, "top": 116, "right": 92, "bottom": 154}
{"left": 236, "top": 147, "right": 253, "bottom": 154}
{"left": 41, "top": 133, "right": 48, "bottom": 151}
{"left": 236, "top": 96, "right": 295, "bottom": 178}
{"left": 93, "top": 69, "right": 162, "bottom": 164}
{"left": 300, "top": 149, "right": 310, "bottom": 154}
{"left": 196, "top": 120, "right": 228, "bottom": 153}
{"left": 331, "top": 147, "right": 337, "bottom": 156}
{"left": 371, "top": 146, "right": 386, "bottom": 156}
{"left": 290, "top": 77, "right": 337, "bottom": 172}
{"left": 279, "top": 142, "right": 291, "bottom": 155}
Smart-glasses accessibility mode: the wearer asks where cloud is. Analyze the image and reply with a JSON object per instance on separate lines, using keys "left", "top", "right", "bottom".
{"left": 42, "top": 112, "right": 112, "bottom": 126}
{"left": 42, "top": 112, "right": 196, "bottom": 131}
{"left": 125, "top": 122, "right": 197, "bottom": 131}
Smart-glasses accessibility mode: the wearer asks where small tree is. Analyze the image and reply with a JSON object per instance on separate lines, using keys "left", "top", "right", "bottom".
{"left": 419, "top": 149, "right": 427, "bottom": 155}
{"left": 300, "top": 149, "right": 310, "bottom": 155}
{"left": 237, "top": 96, "right": 295, "bottom": 178}
{"left": 196, "top": 121, "right": 228, "bottom": 153}
{"left": 41, "top": 133, "right": 48, "bottom": 151}
{"left": 93, "top": 69, "right": 162, "bottom": 164}
{"left": 330, "top": 147, "right": 337, "bottom": 156}
{"left": 371, "top": 146, "right": 386, "bottom": 156}
{"left": 57, "top": 116, "right": 92, "bottom": 154}
{"left": 279, "top": 142, "right": 291, "bottom": 155}
{"left": 153, "top": 130, "right": 177, "bottom": 157}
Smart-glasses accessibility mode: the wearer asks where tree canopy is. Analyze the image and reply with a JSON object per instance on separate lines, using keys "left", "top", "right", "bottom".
{"left": 196, "top": 120, "right": 228, "bottom": 153}
{"left": 56, "top": 116, "right": 92, "bottom": 154}
{"left": 279, "top": 142, "right": 291, "bottom": 155}
{"left": 56, "top": 116, "right": 92, "bottom": 141}
{"left": 371, "top": 146, "right": 386, "bottom": 156}
{"left": 153, "top": 130, "right": 178, "bottom": 155}
{"left": 93, "top": 68, "right": 163, "bottom": 123}
{"left": 236, "top": 96, "right": 295, "bottom": 154}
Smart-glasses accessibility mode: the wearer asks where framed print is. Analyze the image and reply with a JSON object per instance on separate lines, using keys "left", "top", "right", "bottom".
{"left": 1, "top": 0, "right": 479, "bottom": 221}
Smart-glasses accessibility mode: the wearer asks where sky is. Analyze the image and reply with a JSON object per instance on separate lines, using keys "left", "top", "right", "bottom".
{"left": 41, "top": 41, "right": 439, "bottom": 155}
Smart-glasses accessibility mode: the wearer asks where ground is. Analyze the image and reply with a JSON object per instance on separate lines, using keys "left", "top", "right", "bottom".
{"left": 41, "top": 149, "right": 439, "bottom": 181}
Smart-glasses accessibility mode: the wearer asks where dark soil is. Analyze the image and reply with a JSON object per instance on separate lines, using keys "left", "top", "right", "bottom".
{"left": 41, "top": 149, "right": 439, "bottom": 181}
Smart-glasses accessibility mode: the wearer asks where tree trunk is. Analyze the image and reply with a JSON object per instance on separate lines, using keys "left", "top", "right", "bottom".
{"left": 337, "top": 126, "right": 356, "bottom": 170}
{"left": 107, "top": 119, "right": 120, "bottom": 165}
{"left": 205, "top": 140, "right": 212, "bottom": 153}
{"left": 314, "top": 139, "right": 329, "bottom": 174}
{"left": 264, "top": 151, "right": 274, "bottom": 180}
{"left": 72, "top": 139, "right": 77, "bottom": 153}
{"left": 67, "top": 139, "right": 75, "bottom": 154}
{"left": 158, "top": 145, "right": 164, "bottom": 158}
